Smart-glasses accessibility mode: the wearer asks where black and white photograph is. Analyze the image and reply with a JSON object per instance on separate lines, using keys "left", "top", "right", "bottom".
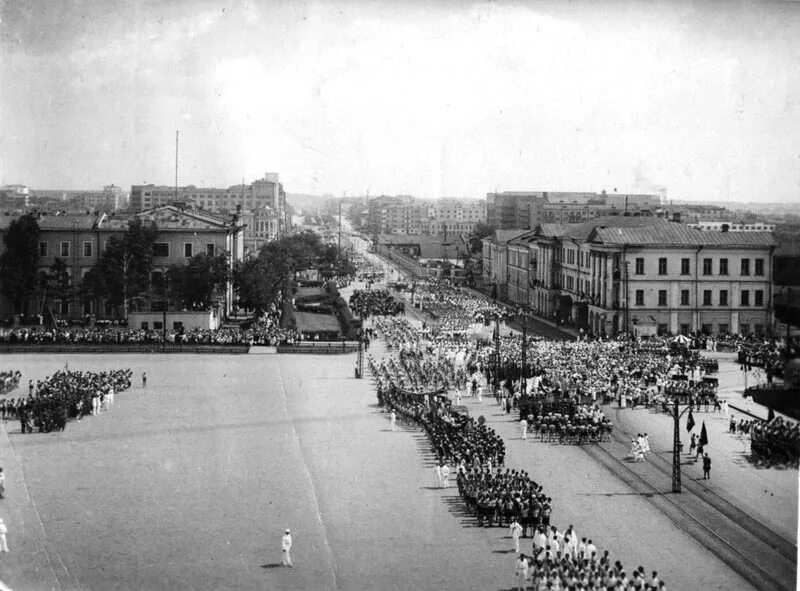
{"left": 0, "top": 1, "right": 798, "bottom": 589}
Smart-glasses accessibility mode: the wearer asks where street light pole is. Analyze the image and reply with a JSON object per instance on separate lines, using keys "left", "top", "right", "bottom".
{"left": 356, "top": 309, "right": 365, "bottom": 379}
{"left": 518, "top": 306, "right": 528, "bottom": 395}
{"left": 494, "top": 314, "right": 501, "bottom": 395}
{"left": 672, "top": 401, "right": 682, "bottom": 493}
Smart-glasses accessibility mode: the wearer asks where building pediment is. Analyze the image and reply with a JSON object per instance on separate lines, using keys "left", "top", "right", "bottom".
{"left": 136, "top": 206, "right": 233, "bottom": 231}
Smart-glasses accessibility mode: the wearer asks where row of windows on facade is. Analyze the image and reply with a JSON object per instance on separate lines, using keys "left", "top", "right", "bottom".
{"left": 38, "top": 241, "right": 216, "bottom": 259}
{"left": 549, "top": 274, "right": 766, "bottom": 308}
{"left": 633, "top": 257, "right": 764, "bottom": 277}
{"left": 667, "top": 323, "right": 764, "bottom": 336}
{"left": 632, "top": 289, "right": 765, "bottom": 307}
{"left": 509, "top": 252, "right": 766, "bottom": 278}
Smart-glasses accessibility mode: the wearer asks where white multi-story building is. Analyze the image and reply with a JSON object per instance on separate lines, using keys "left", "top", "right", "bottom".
{"left": 687, "top": 220, "right": 776, "bottom": 232}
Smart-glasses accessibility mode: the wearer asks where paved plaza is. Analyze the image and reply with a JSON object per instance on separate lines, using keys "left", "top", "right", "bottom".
{"left": 0, "top": 301, "right": 797, "bottom": 589}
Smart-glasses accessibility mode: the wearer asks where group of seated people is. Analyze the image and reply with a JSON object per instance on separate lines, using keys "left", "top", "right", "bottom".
{"left": 3, "top": 368, "right": 132, "bottom": 433}
{"left": 349, "top": 289, "right": 405, "bottom": 317}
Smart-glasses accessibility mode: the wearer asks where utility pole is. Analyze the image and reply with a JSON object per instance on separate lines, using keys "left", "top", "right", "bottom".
{"left": 494, "top": 315, "right": 501, "bottom": 394}
{"left": 356, "top": 309, "right": 365, "bottom": 379}
{"left": 672, "top": 401, "right": 681, "bottom": 492}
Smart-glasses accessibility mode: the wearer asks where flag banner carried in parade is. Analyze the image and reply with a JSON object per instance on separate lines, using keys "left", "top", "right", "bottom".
{"left": 768, "top": 407, "right": 775, "bottom": 422}
{"left": 686, "top": 409, "right": 696, "bottom": 433}
{"left": 699, "top": 421, "right": 709, "bottom": 446}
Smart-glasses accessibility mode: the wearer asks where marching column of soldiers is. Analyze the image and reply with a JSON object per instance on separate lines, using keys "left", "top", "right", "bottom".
{"left": 1, "top": 369, "right": 132, "bottom": 434}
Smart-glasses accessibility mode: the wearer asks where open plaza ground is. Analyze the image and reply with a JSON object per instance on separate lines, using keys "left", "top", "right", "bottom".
{"left": 0, "top": 286, "right": 797, "bottom": 589}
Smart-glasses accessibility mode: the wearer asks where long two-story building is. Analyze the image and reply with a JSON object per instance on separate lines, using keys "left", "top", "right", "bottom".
{"left": 484, "top": 217, "right": 776, "bottom": 337}
{"left": 0, "top": 206, "right": 244, "bottom": 322}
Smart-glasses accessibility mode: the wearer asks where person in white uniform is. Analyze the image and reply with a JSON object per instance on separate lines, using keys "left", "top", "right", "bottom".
{"left": 281, "top": 528, "right": 293, "bottom": 567}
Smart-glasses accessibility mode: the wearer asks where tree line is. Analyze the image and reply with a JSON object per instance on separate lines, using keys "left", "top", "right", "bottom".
{"left": 0, "top": 214, "right": 351, "bottom": 321}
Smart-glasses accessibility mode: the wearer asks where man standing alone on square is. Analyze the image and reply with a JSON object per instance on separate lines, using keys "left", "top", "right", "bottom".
{"left": 281, "top": 528, "right": 293, "bottom": 567}
{"left": 702, "top": 453, "right": 712, "bottom": 479}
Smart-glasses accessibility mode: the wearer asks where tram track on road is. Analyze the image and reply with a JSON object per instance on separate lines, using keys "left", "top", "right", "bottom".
{"left": 583, "top": 431, "right": 796, "bottom": 591}
{"left": 606, "top": 420, "right": 797, "bottom": 563}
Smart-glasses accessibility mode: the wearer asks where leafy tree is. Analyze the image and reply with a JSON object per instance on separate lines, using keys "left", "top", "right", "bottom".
{"left": 233, "top": 257, "right": 286, "bottom": 314}
{"left": 234, "top": 231, "right": 341, "bottom": 314}
{"left": 0, "top": 214, "right": 41, "bottom": 314}
{"left": 86, "top": 217, "right": 158, "bottom": 318}
{"left": 167, "top": 253, "right": 229, "bottom": 311}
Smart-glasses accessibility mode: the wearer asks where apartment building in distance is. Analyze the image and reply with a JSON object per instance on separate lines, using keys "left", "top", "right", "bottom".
{"left": 130, "top": 174, "right": 289, "bottom": 244}
{"left": 366, "top": 196, "right": 485, "bottom": 236}
{"left": 484, "top": 216, "right": 775, "bottom": 337}
{"left": 487, "top": 190, "right": 660, "bottom": 230}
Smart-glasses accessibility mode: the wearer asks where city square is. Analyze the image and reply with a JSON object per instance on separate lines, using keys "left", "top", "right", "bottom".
{"left": 0, "top": 308, "right": 796, "bottom": 590}
{"left": 2, "top": 1, "right": 799, "bottom": 589}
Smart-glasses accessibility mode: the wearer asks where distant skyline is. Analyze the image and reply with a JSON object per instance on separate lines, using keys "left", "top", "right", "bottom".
{"left": 2, "top": 0, "right": 799, "bottom": 203}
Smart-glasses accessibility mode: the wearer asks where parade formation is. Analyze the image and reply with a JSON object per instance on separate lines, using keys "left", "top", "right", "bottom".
{"left": 0, "top": 266, "right": 797, "bottom": 589}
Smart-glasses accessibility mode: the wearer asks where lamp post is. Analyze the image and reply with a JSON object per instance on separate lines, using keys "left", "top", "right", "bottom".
{"left": 356, "top": 308, "right": 366, "bottom": 379}
{"left": 494, "top": 313, "right": 501, "bottom": 395}
{"left": 516, "top": 305, "right": 528, "bottom": 394}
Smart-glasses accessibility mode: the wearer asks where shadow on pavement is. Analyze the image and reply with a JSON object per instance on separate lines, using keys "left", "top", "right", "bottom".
{"left": 260, "top": 563, "right": 284, "bottom": 569}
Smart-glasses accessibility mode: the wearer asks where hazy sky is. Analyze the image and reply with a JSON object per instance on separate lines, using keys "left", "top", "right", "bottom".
{"left": 1, "top": 0, "right": 799, "bottom": 202}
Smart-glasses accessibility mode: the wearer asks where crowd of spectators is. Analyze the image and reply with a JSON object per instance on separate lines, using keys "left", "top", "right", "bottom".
{"left": 0, "top": 322, "right": 299, "bottom": 347}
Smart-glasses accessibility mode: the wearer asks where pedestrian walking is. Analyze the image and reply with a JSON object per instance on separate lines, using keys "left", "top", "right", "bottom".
{"left": 477, "top": 384, "right": 483, "bottom": 403}
{"left": 510, "top": 518, "right": 523, "bottom": 553}
{"left": 434, "top": 463, "right": 443, "bottom": 488}
{"left": 688, "top": 433, "right": 697, "bottom": 455}
{"left": 0, "top": 518, "right": 8, "bottom": 552}
{"left": 0, "top": 468, "right": 5, "bottom": 499}
{"left": 702, "top": 453, "right": 711, "bottom": 479}
{"left": 390, "top": 410, "right": 396, "bottom": 431}
{"left": 519, "top": 418, "right": 528, "bottom": 440}
{"left": 142, "top": 372, "right": 147, "bottom": 388}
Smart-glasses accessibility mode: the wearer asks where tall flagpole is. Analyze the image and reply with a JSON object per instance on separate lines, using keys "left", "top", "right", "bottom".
{"left": 175, "top": 130, "right": 179, "bottom": 202}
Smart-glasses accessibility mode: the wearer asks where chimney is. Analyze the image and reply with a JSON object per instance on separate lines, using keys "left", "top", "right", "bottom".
{"left": 672, "top": 212, "right": 681, "bottom": 223}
